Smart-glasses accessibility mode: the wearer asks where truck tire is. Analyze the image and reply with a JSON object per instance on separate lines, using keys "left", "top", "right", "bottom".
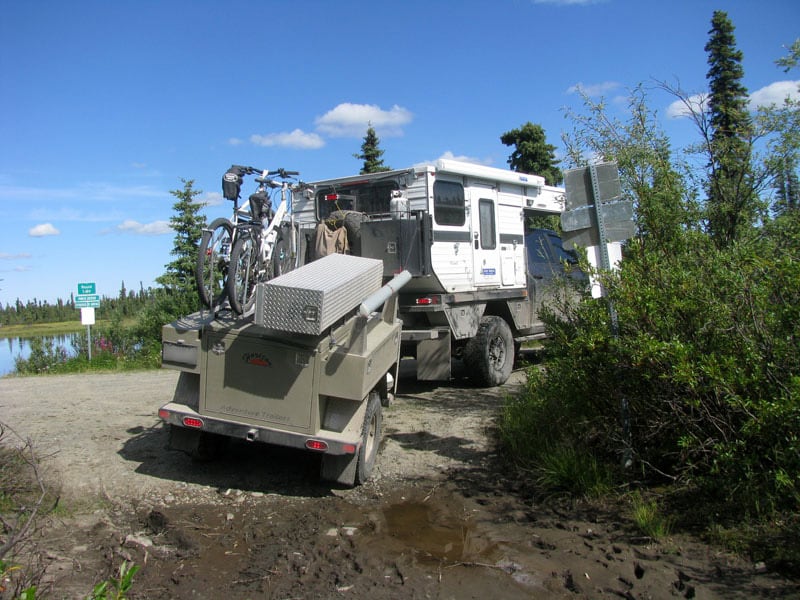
{"left": 328, "top": 210, "right": 365, "bottom": 256}
{"left": 463, "top": 316, "right": 514, "bottom": 387}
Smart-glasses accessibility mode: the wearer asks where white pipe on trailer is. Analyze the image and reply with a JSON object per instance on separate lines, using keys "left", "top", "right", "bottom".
{"left": 358, "top": 270, "right": 412, "bottom": 317}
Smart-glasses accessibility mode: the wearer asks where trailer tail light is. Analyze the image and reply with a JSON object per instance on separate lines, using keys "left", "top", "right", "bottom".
{"left": 305, "top": 440, "right": 328, "bottom": 452}
{"left": 325, "top": 194, "right": 339, "bottom": 201}
{"left": 183, "top": 416, "right": 204, "bottom": 428}
{"left": 342, "top": 444, "right": 357, "bottom": 454}
{"left": 158, "top": 409, "right": 170, "bottom": 420}
{"left": 415, "top": 295, "right": 441, "bottom": 305}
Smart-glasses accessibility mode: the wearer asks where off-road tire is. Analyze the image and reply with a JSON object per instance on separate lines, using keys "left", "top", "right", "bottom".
{"left": 463, "top": 316, "right": 514, "bottom": 387}
{"left": 196, "top": 218, "right": 233, "bottom": 308}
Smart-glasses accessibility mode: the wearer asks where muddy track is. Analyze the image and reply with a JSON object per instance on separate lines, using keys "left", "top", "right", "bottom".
{"left": 0, "top": 365, "right": 796, "bottom": 598}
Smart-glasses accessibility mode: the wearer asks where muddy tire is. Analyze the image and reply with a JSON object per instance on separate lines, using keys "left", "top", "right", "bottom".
{"left": 356, "top": 391, "right": 382, "bottom": 484}
{"left": 320, "top": 391, "right": 382, "bottom": 486}
{"left": 463, "top": 316, "right": 514, "bottom": 387}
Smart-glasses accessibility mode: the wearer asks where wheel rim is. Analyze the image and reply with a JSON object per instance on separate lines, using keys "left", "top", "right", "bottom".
{"left": 488, "top": 335, "right": 506, "bottom": 370}
{"left": 204, "top": 230, "right": 229, "bottom": 300}
{"left": 234, "top": 238, "right": 257, "bottom": 308}
{"left": 364, "top": 411, "right": 378, "bottom": 459}
{"left": 199, "top": 224, "right": 232, "bottom": 306}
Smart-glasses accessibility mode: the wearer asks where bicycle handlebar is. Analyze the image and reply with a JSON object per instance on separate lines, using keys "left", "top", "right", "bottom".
{"left": 232, "top": 165, "right": 299, "bottom": 178}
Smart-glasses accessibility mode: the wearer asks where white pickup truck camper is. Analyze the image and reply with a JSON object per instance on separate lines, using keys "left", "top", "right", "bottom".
{"left": 291, "top": 159, "right": 573, "bottom": 387}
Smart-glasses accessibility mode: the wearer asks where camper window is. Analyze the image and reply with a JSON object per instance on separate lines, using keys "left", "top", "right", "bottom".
{"left": 433, "top": 180, "right": 465, "bottom": 226}
{"left": 478, "top": 199, "right": 496, "bottom": 249}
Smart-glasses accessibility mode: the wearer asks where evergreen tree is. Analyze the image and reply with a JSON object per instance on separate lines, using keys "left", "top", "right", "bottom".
{"left": 704, "top": 10, "right": 759, "bottom": 245}
{"left": 156, "top": 179, "right": 206, "bottom": 297}
{"left": 775, "top": 165, "right": 800, "bottom": 211}
{"left": 500, "top": 122, "right": 562, "bottom": 185}
{"left": 354, "top": 125, "right": 391, "bottom": 174}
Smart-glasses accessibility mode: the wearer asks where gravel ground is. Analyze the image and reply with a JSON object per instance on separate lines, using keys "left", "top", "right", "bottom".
{"left": 1, "top": 366, "right": 797, "bottom": 599}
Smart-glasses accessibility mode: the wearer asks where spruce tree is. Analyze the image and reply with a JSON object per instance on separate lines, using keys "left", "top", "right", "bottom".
{"left": 704, "top": 10, "right": 758, "bottom": 245}
{"left": 157, "top": 179, "right": 206, "bottom": 296}
{"left": 354, "top": 125, "right": 391, "bottom": 174}
{"left": 500, "top": 122, "right": 562, "bottom": 185}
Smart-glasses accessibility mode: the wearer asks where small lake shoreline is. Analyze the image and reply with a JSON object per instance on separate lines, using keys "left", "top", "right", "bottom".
{"left": 0, "top": 321, "right": 92, "bottom": 339}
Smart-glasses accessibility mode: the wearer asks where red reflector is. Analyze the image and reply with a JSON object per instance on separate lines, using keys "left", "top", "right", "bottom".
{"left": 183, "top": 416, "right": 203, "bottom": 428}
{"left": 158, "top": 409, "right": 170, "bottom": 420}
{"left": 325, "top": 194, "right": 339, "bottom": 201}
{"left": 416, "top": 296, "right": 440, "bottom": 305}
{"left": 342, "top": 444, "right": 357, "bottom": 454}
{"left": 305, "top": 440, "right": 328, "bottom": 451}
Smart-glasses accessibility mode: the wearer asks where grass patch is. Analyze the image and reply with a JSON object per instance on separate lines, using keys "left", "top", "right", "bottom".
{"left": 630, "top": 491, "right": 674, "bottom": 540}
{"left": 533, "top": 444, "right": 613, "bottom": 498}
{"left": 0, "top": 321, "right": 87, "bottom": 338}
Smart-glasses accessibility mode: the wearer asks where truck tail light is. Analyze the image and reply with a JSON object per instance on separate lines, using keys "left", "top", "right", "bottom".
{"left": 305, "top": 440, "right": 328, "bottom": 452}
{"left": 183, "top": 416, "right": 204, "bottom": 428}
{"left": 415, "top": 295, "right": 441, "bottom": 305}
{"left": 158, "top": 409, "right": 170, "bottom": 420}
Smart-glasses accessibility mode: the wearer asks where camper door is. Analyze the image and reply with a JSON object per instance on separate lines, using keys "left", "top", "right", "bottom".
{"left": 470, "top": 188, "right": 501, "bottom": 287}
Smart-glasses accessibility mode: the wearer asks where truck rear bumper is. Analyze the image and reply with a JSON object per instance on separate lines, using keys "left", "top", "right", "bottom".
{"left": 158, "top": 402, "right": 360, "bottom": 456}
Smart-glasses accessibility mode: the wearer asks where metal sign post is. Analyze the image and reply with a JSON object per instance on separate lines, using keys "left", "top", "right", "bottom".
{"left": 562, "top": 163, "right": 634, "bottom": 468}
{"left": 76, "top": 282, "right": 100, "bottom": 360}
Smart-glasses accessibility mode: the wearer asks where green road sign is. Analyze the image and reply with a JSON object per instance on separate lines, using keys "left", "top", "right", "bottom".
{"left": 78, "top": 282, "right": 96, "bottom": 295}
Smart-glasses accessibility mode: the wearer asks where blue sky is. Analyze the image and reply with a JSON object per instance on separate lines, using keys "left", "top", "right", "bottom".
{"left": 1, "top": 0, "right": 798, "bottom": 308}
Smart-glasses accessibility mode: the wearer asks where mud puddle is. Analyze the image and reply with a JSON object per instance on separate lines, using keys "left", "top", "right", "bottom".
{"left": 126, "top": 486, "right": 541, "bottom": 599}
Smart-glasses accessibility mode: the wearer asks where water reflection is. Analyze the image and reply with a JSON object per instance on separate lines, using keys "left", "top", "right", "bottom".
{"left": 0, "top": 334, "right": 80, "bottom": 376}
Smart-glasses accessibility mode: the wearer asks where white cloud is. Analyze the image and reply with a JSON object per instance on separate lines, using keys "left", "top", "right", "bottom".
{"left": 749, "top": 80, "right": 800, "bottom": 109}
{"left": 666, "top": 81, "right": 799, "bottom": 119}
{"left": 29, "top": 223, "right": 59, "bottom": 237}
{"left": 227, "top": 137, "right": 244, "bottom": 146}
{"left": 566, "top": 81, "right": 620, "bottom": 96}
{"left": 117, "top": 219, "right": 172, "bottom": 235}
{"left": 439, "top": 151, "right": 494, "bottom": 165}
{"left": 666, "top": 92, "right": 709, "bottom": 119}
{"left": 250, "top": 129, "right": 325, "bottom": 149}
{"left": 315, "top": 103, "right": 413, "bottom": 137}
{"left": 201, "top": 191, "right": 224, "bottom": 208}
{"left": 0, "top": 252, "right": 32, "bottom": 260}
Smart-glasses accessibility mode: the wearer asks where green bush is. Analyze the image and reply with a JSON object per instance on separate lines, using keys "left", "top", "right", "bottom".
{"left": 501, "top": 218, "right": 800, "bottom": 516}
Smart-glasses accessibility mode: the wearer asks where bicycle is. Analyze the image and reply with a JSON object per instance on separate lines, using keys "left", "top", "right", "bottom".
{"left": 195, "top": 165, "right": 256, "bottom": 309}
{"left": 224, "top": 168, "right": 303, "bottom": 315}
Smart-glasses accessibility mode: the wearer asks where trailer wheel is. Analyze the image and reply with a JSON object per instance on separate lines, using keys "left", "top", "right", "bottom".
{"left": 463, "top": 316, "right": 514, "bottom": 387}
{"left": 320, "top": 391, "right": 383, "bottom": 486}
{"left": 356, "top": 391, "right": 382, "bottom": 484}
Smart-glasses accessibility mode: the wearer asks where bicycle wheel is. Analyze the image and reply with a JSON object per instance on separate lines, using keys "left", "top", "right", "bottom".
{"left": 227, "top": 230, "right": 271, "bottom": 315}
{"left": 273, "top": 224, "right": 298, "bottom": 277}
{"left": 196, "top": 217, "right": 233, "bottom": 308}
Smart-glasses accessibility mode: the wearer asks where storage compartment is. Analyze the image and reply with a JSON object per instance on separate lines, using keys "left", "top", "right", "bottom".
{"left": 256, "top": 254, "right": 382, "bottom": 335}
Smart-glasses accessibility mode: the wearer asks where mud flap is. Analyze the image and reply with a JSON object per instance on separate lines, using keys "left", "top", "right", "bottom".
{"left": 320, "top": 452, "right": 358, "bottom": 486}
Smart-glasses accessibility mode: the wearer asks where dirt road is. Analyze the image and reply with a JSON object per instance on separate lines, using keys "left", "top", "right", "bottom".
{"left": 0, "top": 365, "right": 796, "bottom": 598}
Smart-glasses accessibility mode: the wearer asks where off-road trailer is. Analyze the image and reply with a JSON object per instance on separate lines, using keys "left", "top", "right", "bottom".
{"left": 291, "top": 159, "right": 571, "bottom": 387}
{"left": 160, "top": 254, "right": 410, "bottom": 486}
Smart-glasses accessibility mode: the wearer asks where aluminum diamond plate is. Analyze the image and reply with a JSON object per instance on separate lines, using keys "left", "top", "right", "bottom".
{"left": 256, "top": 254, "right": 382, "bottom": 335}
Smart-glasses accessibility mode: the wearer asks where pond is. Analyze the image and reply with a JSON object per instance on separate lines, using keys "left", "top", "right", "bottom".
{"left": 0, "top": 334, "right": 82, "bottom": 376}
